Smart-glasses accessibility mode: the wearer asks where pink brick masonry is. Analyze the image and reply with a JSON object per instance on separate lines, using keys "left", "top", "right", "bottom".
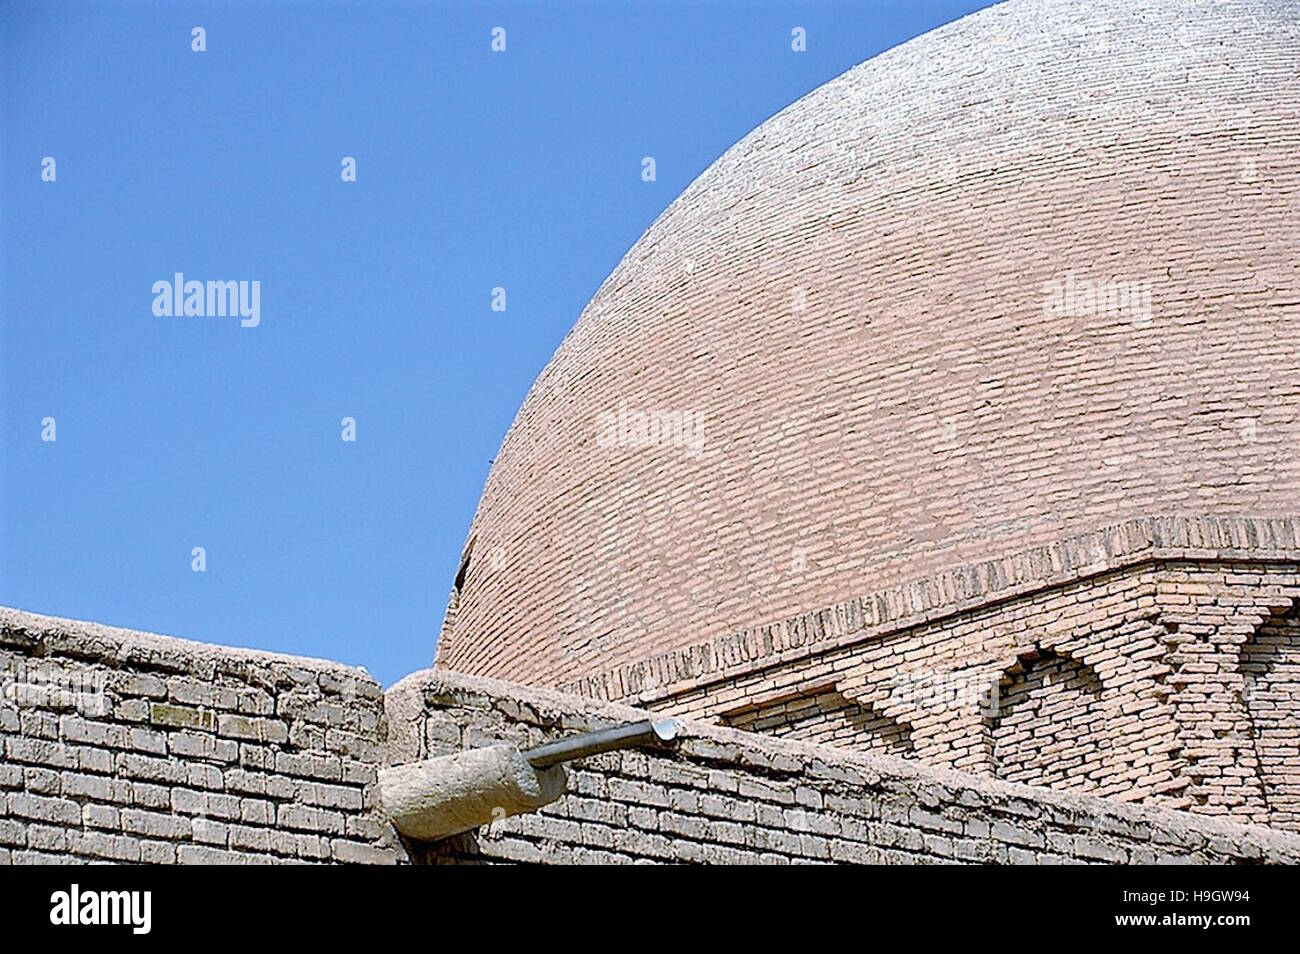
{"left": 436, "top": 0, "right": 1300, "bottom": 689}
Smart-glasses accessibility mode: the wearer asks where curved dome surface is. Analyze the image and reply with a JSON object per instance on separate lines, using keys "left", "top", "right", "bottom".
{"left": 436, "top": 0, "right": 1300, "bottom": 688}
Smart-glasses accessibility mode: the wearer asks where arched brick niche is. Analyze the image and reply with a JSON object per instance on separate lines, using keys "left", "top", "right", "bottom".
{"left": 720, "top": 685, "right": 915, "bottom": 758}
{"left": 1242, "top": 600, "right": 1300, "bottom": 832}
{"left": 984, "top": 648, "right": 1107, "bottom": 793}
{"left": 623, "top": 532, "right": 1300, "bottom": 829}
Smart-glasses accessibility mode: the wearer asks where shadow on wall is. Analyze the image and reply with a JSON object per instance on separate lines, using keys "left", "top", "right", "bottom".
{"left": 655, "top": 555, "right": 1300, "bottom": 836}
{"left": 720, "top": 685, "right": 916, "bottom": 758}
{"left": 1242, "top": 599, "right": 1300, "bottom": 832}
{"left": 983, "top": 647, "right": 1106, "bottom": 791}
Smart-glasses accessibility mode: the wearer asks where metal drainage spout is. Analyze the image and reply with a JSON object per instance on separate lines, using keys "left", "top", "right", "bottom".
{"left": 523, "top": 718, "right": 682, "bottom": 768}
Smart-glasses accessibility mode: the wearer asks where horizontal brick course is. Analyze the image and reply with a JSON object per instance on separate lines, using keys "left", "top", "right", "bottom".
{"left": 0, "top": 608, "right": 403, "bottom": 865}
{"left": 437, "top": 0, "right": 1300, "bottom": 698}
{"left": 388, "top": 668, "right": 1300, "bottom": 865}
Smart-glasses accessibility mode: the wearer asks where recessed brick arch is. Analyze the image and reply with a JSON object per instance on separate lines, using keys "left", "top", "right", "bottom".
{"left": 984, "top": 647, "right": 1106, "bottom": 793}
{"left": 720, "top": 685, "right": 915, "bottom": 758}
{"left": 1241, "top": 598, "right": 1300, "bottom": 831}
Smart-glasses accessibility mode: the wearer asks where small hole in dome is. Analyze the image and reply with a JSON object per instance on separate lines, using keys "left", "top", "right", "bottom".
{"left": 454, "top": 538, "right": 475, "bottom": 595}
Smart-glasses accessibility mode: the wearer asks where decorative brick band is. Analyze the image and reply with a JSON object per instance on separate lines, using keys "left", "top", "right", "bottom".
{"left": 556, "top": 515, "right": 1300, "bottom": 706}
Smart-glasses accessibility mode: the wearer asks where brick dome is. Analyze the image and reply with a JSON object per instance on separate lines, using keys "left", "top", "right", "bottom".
{"left": 436, "top": 0, "right": 1300, "bottom": 689}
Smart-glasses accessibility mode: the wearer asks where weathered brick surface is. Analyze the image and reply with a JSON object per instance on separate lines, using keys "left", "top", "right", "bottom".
{"left": 6, "top": 560, "right": 1296, "bottom": 864}
{"left": 388, "top": 668, "right": 1300, "bottom": 865}
{"left": 1243, "top": 608, "right": 1300, "bottom": 830}
{"left": 436, "top": 0, "right": 1300, "bottom": 694}
{"left": 520, "top": 519, "right": 1300, "bottom": 833}
{"left": 1154, "top": 566, "right": 1300, "bottom": 826}
{"left": 0, "top": 608, "right": 404, "bottom": 865}
{"left": 722, "top": 686, "right": 915, "bottom": 758}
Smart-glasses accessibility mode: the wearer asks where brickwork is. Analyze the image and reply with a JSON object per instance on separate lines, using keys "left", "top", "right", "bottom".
{"left": 989, "top": 650, "right": 1107, "bottom": 792}
{"left": 1243, "top": 604, "right": 1300, "bottom": 830}
{"left": 721, "top": 687, "right": 915, "bottom": 759}
{"left": 4, "top": 603, "right": 1298, "bottom": 865}
{"left": 428, "top": 0, "right": 1300, "bottom": 848}
{"left": 588, "top": 553, "right": 1300, "bottom": 834}
{"left": 647, "top": 561, "right": 1181, "bottom": 792}
{"left": 562, "top": 516, "right": 1300, "bottom": 707}
{"left": 389, "top": 668, "right": 1300, "bottom": 865}
{"left": 1155, "top": 571, "right": 1299, "bottom": 825}
{"left": 0, "top": 609, "right": 403, "bottom": 865}
{"left": 436, "top": 0, "right": 1300, "bottom": 692}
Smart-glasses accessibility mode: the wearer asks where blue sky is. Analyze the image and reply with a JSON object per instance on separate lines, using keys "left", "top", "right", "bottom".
{"left": 1, "top": 0, "right": 995, "bottom": 687}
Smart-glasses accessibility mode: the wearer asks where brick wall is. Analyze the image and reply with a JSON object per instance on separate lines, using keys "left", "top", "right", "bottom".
{"left": 1155, "top": 568, "right": 1300, "bottom": 826}
{"left": 666, "top": 562, "right": 1183, "bottom": 801}
{"left": 388, "top": 668, "right": 1300, "bottom": 865}
{"left": 721, "top": 686, "right": 916, "bottom": 758}
{"left": 1243, "top": 606, "right": 1300, "bottom": 830}
{"left": 6, "top": 604, "right": 1298, "bottom": 865}
{"left": 0, "top": 609, "right": 403, "bottom": 864}
{"left": 608, "top": 556, "right": 1300, "bottom": 832}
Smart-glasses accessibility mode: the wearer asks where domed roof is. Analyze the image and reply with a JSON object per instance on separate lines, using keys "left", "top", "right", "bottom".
{"left": 436, "top": 0, "right": 1300, "bottom": 688}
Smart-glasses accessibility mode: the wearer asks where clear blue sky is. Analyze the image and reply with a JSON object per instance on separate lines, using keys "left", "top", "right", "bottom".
{"left": 1, "top": 0, "right": 995, "bottom": 687}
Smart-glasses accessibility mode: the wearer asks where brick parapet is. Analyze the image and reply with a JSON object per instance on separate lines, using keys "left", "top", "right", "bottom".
{"left": 0, "top": 608, "right": 403, "bottom": 865}
{"left": 392, "top": 667, "right": 1300, "bottom": 865}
